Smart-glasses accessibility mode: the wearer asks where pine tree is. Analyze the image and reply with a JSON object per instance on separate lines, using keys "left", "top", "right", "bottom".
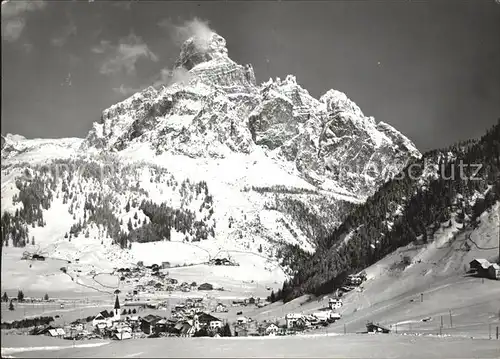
{"left": 222, "top": 323, "right": 232, "bottom": 337}
{"left": 31, "top": 236, "right": 35, "bottom": 246}
{"left": 44, "top": 293, "right": 49, "bottom": 301}
{"left": 269, "top": 290, "right": 276, "bottom": 303}
{"left": 127, "top": 218, "right": 133, "bottom": 231}
{"left": 125, "top": 201, "right": 131, "bottom": 212}
{"left": 2, "top": 292, "right": 8, "bottom": 302}
{"left": 134, "top": 212, "right": 138, "bottom": 220}
{"left": 9, "top": 300, "right": 14, "bottom": 311}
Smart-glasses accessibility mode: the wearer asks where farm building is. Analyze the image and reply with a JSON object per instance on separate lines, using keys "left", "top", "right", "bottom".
{"left": 366, "top": 322, "right": 391, "bottom": 334}
{"left": 140, "top": 314, "right": 163, "bottom": 335}
{"left": 112, "top": 325, "right": 132, "bottom": 340}
{"left": 92, "top": 310, "right": 113, "bottom": 328}
{"left": 32, "top": 254, "right": 45, "bottom": 261}
{"left": 488, "top": 263, "right": 500, "bottom": 280}
{"left": 215, "top": 303, "right": 228, "bottom": 312}
{"left": 197, "top": 313, "right": 222, "bottom": 327}
{"left": 347, "top": 275, "right": 363, "bottom": 286}
{"left": 69, "top": 319, "right": 85, "bottom": 331}
{"left": 198, "top": 283, "right": 214, "bottom": 291}
{"left": 469, "top": 259, "right": 490, "bottom": 274}
{"left": 328, "top": 297, "right": 343, "bottom": 310}
{"left": 33, "top": 326, "right": 64, "bottom": 337}
{"left": 285, "top": 313, "right": 302, "bottom": 329}
{"left": 313, "top": 310, "right": 341, "bottom": 323}
{"left": 265, "top": 323, "right": 279, "bottom": 336}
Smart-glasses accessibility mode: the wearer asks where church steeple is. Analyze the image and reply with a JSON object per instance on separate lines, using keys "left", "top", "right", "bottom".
{"left": 113, "top": 295, "right": 121, "bottom": 320}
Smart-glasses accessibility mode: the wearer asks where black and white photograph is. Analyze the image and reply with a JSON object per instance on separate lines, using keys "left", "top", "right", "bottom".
{"left": 1, "top": 0, "right": 499, "bottom": 358}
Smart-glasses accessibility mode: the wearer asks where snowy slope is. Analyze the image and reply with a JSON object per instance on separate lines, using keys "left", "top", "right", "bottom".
{"left": 1, "top": 31, "right": 420, "bottom": 290}
{"left": 245, "top": 202, "right": 500, "bottom": 339}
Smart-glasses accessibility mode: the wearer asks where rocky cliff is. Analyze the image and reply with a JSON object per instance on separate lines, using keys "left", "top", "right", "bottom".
{"left": 1, "top": 32, "right": 420, "bottom": 278}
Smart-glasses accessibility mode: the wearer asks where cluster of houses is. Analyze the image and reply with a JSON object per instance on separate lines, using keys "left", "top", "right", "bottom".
{"left": 469, "top": 259, "right": 500, "bottom": 280}
{"left": 209, "top": 257, "right": 238, "bottom": 266}
{"left": 170, "top": 297, "right": 208, "bottom": 319}
{"left": 232, "top": 297, "right": 267, "bottom": 308}
{"left": 31, "top": 295, "right": 229, "bottom": 340}
{"left": 21, "top": 252, "right": 46, "bottom": 261}
{"left": 140, "top": 312, "right": 227, "bottom": 337}
{"left": 29, "top": 293, "right": 347, "bottom": 340}
{"left": 284, "top": 310, "right": 341, "bottom": 330}
{"left": 337, "top": 273, "right": 367, "bottom": 294}
{"left": 117, "top": 263, "right": 223, "bottom": 298}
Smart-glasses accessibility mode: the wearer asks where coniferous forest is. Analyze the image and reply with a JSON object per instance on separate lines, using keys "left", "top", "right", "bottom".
{"left": 272, "top": 120, "right": 500, "bottom": 303}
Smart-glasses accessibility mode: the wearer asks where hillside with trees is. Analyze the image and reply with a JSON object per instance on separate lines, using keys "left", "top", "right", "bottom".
{"left": 273, "top": 120, "right": 500, "bottom": 302}
{"left": 0, "top": 159, "right": 216, "bottom": 249}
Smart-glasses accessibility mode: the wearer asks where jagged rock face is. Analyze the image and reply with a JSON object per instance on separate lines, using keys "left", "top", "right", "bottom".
{"left": 175, "top": 33, "right": 228, "bottom": 70}
{"left": 1, "top": 32, "right": 423, "bottom": 279}
{"left": 83, "top": 32, "right": 420, "bottom": 198}
{"left": 246, "top": 78, "right": 420, "bottom": 195}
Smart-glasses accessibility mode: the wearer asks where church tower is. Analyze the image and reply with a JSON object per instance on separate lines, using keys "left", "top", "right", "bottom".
{"left": 114, "top": 295, "right": 121, "bottom": 320}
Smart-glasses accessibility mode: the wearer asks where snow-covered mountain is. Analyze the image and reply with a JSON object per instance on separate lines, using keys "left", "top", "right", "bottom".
{"left": 1, "top": 32, "right": 420, "bottom": 278}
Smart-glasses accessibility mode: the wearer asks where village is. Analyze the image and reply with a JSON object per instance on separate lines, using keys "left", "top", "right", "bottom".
{"left": 14, "top": 293, "right": 348, "bottom": 341}
{"left": 1, "top": 260, "right": 359, "bottom": 342}
{"left": 2, "top": 257, "right": 498, "bottom": 343}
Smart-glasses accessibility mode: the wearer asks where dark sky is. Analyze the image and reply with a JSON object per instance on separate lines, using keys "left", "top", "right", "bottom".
{"left": 1, "top": 0, "right": 499, "bottom": 151}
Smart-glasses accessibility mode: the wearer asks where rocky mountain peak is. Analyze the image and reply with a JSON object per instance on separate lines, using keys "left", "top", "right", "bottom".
{"left": 175, "top": 32, "right": 229, "bottom": 71}
{"left": 80, "top": 30, "right": 421, "bottom": 198}
{"left": 320, "top": 89, "right": 364, "bottom": 118}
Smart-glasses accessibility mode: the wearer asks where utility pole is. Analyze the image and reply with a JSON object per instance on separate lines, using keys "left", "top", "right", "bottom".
{"left": 420, "top": 293, "right": 423, "bottom": 302}
{"left": 497, "top": 205, "right": 500, "bottom": 262}
{"left": 449, "top": 310, "right": 453, "bottom": 328}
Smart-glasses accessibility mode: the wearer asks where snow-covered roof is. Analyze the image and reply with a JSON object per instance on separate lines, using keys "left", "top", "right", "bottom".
{"left": 471, "top": 258, "right": 491, "bottom": 269}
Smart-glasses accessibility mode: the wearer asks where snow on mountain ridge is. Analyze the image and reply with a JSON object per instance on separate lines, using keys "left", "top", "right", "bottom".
{"left": 175, "top": 32, "right": 229, "bottom": 71}
{"left": 1, "top": 31, "right": 421, "bottom": 282}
